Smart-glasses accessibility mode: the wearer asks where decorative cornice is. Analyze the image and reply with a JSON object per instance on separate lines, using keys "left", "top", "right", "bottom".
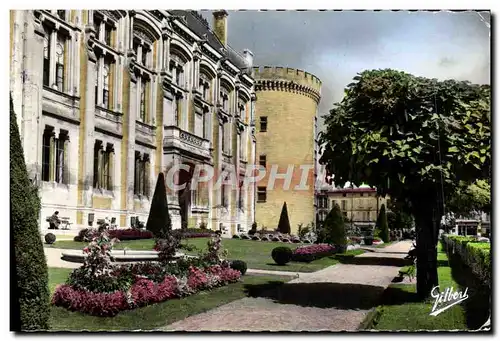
{"left": 255, "top": 79, "right": 321, "bottom": 104}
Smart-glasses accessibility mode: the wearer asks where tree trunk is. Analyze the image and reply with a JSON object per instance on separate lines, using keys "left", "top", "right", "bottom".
{"left": 414, "top": 203, "right": 439, "bottom": 300}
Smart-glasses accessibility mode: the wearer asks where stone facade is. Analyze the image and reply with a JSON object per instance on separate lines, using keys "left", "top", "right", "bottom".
{"left": 317, "top": 186, "right": 390, "bottom": 228}
{"left": 253, "top": 66, "right": 321, "bottom": 234}
{"left": 10, "top": 9, "right": 256, "bottom": 236}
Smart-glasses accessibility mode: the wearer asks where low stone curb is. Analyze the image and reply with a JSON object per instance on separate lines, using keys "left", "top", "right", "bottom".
{"left": 357, "top": 307, "right": 383, "bottom": 330}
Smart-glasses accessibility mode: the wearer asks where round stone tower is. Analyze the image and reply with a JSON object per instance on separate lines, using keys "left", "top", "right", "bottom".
{"left": 252, "top": 66, "right": 322, "bottom": 234}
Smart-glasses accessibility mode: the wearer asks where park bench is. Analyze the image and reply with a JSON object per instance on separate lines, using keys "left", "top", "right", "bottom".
{"left": 45, "top": 216, "right": 72, "bottom": 229}
{"left": 60, "top": 217, "right": 72, "bottom": 230}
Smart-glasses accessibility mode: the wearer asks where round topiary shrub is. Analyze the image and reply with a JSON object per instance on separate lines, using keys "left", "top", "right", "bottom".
{"left": 271, "top": 246, "right": 292, "bottom": 265}
{"left": 230, "top": 260, "right": 248, "bottom": 275}
{"left": 44, "top": 233, "right": 56, "bottom": 244}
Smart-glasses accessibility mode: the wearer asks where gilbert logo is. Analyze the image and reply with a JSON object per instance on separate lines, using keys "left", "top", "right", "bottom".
{"left": 430, "top": 286, "right": 469, "bottom": 316}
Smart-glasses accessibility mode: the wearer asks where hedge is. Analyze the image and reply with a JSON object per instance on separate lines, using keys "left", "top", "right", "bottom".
{"left": 10, "top": 95, "right": 50, "bottom": 330}
{"left": 441, "top": 235, "right": 491, "bottom": 286}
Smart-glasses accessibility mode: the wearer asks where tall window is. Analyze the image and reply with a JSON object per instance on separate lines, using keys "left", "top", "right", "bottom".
{"left": 202, "top": 113, "right": 207, "bottom": 139}
{"left": 174, "top": 96, "right": 181, "bottom": 126}
{"left": 259, "top": 154, "right": 266, "bottom": 168}
{"left": 134, "top": 152, "right": 150, "bottom": 197}
{"left": 238, "top": 182, "right": 244, "bottom": 210}
{"left": 133, "top": 41, "right": 140, "bottom": 58}
{"left": 238, "top": 101, "right": 246, "bottom": 119}
{"left": 94, "top": 13, "right": 115, "bottom": 48}
{"left": 43, "top": 33, "right": 50, "bottom": 86}
{"left": 240, "top": 132, "right": 245, "bottom": 159}
{"left": 341, "top": 200, "right": 347, "bottom": 211}
{"left": 260, "top": 116, "right": 268, "bottom": 132}
{"left": 55, "top": 35, "right": 65, "bottom": 92}
{"left": 94, "top": 17, "right": 101, "bottom": 40}
{"left": 169, "top": 54, "right": 186, "bottom": 88}
{"left": 141, "top": 44, "right": 150, "bottom": 67}
{"left": 220, "top": 90, "right": 229, "bottom": 112}
{"left": 257, "top": 186, "right": 267, "bottom": 203}
{"left": 41, "top": 126, "right": 69, "bottom": 184}
{"left": 221, "top": 123, "right": 225, "bottom": 153}
{"left": 95, "top": 64, "right": 99, "bottom": 105}
{"left": 93, "top": 141, "right": 114, "bottom": 191}
{"left": 221, "top": 172, "right": 228, "bottom": 207}
{"left": 140, "top": 79, "right": 147, "bottom": 122}
{"left": 102, "top": 63, "right": 110, "bottom": 108}
{"left": 104, "top": 24, "right": 112, "bottom": 46}
{"left": 199, "top": 74, "right": 210, "bottom": 101}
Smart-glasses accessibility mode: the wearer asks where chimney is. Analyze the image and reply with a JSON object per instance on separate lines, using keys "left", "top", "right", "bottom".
{"left": 213, "top": 10, "right": 228, "bottom": 46}
{"left": 242, "top": 49, "right": 254, "bottom": 68}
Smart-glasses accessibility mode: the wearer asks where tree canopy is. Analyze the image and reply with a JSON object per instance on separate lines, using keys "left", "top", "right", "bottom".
{"left": 320, "top": 69, "right": 490, "bottom": 215}
{"left": 319, "top": 69, "right": 491, "bottom": 298}
{"left": 447, "top": 179, "right": 491, "bottom": 218}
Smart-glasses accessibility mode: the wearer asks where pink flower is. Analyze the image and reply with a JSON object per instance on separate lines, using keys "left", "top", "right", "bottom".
{"left": 83, "top": 247, "right": 89, "bottom": 253}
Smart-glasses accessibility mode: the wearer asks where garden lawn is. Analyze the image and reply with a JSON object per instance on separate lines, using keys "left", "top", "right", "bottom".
{"left": 48, "top": 267, "right": 291, "bottom": 331}
{"left": 48, "top": 238, "right": 359, "bottom": 273}
{"left": 369, "top": 242, "right": 468, "bottom": 331}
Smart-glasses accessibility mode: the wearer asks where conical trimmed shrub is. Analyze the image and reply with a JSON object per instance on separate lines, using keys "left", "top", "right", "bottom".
{"left": 377, "top": 204, "right": 390, "bottom": 243}
{"left": 146, "top": 172, "right": 172, "bottom": 238}
{"left": 277, "top": 202, "right": 291, "bottom": 234}
{"left": 10, "top": 95, "right": 50, "bottom": 330}
{"left": 323, "top": 203, "right": 347, "bottom": 246}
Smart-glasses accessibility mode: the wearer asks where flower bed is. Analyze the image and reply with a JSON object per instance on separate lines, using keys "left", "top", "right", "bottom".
{"left": 348, "top": 236, "right": 363, "bottom": 244}
{"left": 175, "top": 228, "right": 216, "bottom": 239}
{"left": 108, "top": 229, "right": 153, "bottom": 241}
{"left": 291, "top": 244, "right": 336, "bottom": 262}
{"left": 52, "top": 264, "right": 241, "bottom": 317}
{"left": 442, "top": 235, "right": 491, "bottom": 286}
{"left": 55, "top": 228, "right": 239, "bottom": 317}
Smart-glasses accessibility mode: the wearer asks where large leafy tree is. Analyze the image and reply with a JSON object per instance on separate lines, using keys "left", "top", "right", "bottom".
{"left": 319, "top": 69, "right": 490, "bottom": 299}
{"left": 447, "top": 179, "right": 491, "bottom": 217}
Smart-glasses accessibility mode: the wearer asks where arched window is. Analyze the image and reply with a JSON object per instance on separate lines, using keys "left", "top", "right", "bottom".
{"left": 133, "top": 19, "right": 160, "bottom": 124}
{"left": 199, "top": 64, "right": 216, "bottom": 103}
{"left": 169, "top": 44, "right": 191, "bottom": 90}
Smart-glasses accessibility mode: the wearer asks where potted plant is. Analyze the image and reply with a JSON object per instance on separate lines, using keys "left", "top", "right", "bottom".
{"left": 364, "top": 235, "right": 374, "bottom": 246}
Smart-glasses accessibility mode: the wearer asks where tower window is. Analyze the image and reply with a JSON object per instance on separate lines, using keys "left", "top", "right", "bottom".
{"left": 260, "top": 116, "right": 267, "bottom": 132}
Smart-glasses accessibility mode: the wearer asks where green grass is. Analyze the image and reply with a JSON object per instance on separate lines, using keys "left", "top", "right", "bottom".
{"left": 370, "top": 242, "right": 468, "bottom": 331}
{"left": 48, "top": 268, "right": 73, "bottom": 294}
{"left": 47, "top": 238, "right": 354, "bottom": 273}
{"left": 48, "top": 267, "right": 292, "bottom": 331}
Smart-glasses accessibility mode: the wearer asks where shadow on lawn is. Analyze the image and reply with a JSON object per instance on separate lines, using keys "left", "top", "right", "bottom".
{"left": 447, "top": 253, "right": 491, "bottom": 330}
{"left": 335, "top": 255, "right": 411, "bottom": 267}
{"left": 244, "top": 281, "right": 386, "bottom": 310}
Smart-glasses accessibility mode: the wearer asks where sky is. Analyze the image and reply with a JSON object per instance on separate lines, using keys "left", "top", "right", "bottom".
{"left": 201, "top": 10, "right": 491, "bottom": 130}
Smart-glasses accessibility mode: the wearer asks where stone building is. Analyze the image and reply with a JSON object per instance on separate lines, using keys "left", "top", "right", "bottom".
{"left": 316, "top": 183, "right": 390, "bottom": 231}
{"left": 10, "top": 9, "right": 257, "bottom": 236}
{"left": 253, "top": 66, "right": 322, "bottom": 234}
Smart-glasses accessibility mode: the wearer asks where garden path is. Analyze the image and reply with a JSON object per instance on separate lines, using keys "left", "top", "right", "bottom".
{"left": 162, "top": 240, "right": 413, "bottom": 332}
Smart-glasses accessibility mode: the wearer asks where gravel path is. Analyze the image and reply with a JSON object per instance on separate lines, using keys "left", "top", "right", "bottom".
{"left": 162, "top": 241, "right": 413, "bottom": 332}
{"left": 44, "top": 247, "right": 81, "bottom": 269}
